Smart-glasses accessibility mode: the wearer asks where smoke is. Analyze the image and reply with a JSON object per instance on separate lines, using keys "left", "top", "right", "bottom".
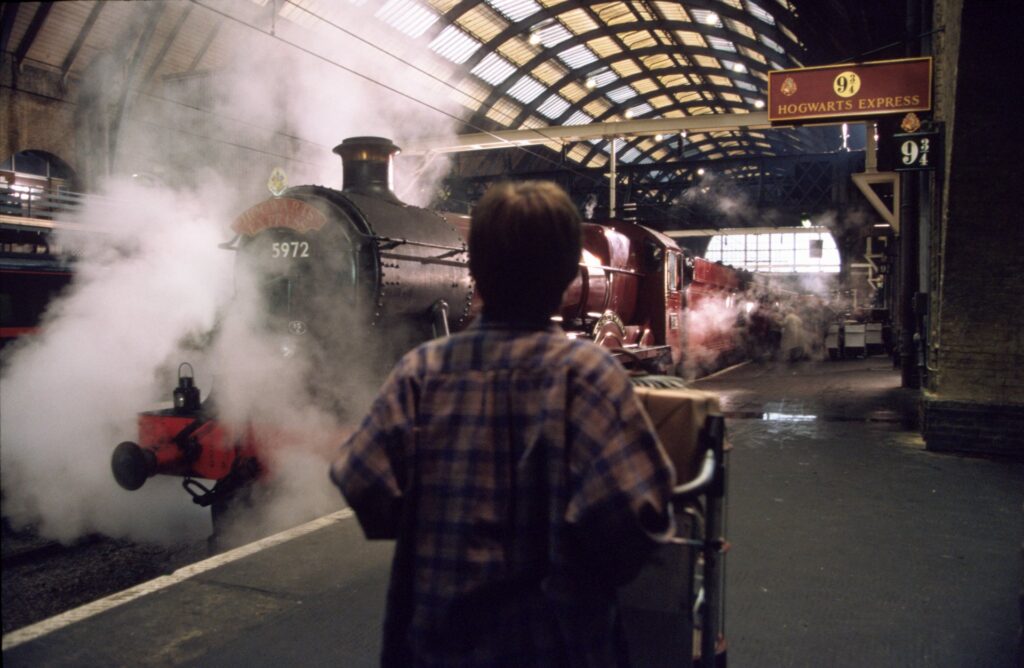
{"left": 0, "top": 178, "right": 234, "bottom": 543}
{"left": 1, "top": 2, "right": 460, "bottom": 545}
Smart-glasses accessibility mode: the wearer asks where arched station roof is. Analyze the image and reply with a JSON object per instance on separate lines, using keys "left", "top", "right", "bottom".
{"left": 2, "top": 0, "right": 906, "bottom": 206}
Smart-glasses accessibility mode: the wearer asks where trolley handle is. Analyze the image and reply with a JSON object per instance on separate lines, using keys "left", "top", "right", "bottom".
{"left": 671, "top": 414, "right": 726, "bottom": 503}
{"left": 672, "top": 449, "right": 716, "bottom": 500}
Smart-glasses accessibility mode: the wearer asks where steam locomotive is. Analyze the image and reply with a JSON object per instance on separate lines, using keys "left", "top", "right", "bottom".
{"left": 111, "top": 136, "right": 746, "bottom": 528}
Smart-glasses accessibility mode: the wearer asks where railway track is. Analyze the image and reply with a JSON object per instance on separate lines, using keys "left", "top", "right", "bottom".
{"left": 2, "top": 520, "right": 208, "bottom": 636}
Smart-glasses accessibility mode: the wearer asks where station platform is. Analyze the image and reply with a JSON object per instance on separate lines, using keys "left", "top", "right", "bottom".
{"left": 4, "top": 357, "right": 1023, "bottom": 667}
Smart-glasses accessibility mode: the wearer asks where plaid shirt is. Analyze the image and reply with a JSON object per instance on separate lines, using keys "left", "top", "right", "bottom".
{"left": 331, "top": 320, "right": 675, "bottom": 667}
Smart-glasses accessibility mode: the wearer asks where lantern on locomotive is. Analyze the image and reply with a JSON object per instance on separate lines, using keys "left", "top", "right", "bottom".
{"left": 111, "top": 137, "right": 474, "bottom": 513}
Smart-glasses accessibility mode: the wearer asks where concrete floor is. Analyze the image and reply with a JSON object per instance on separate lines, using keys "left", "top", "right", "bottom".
{"left": 692, "top": 357, "right": 1024, "bottom": 667}
{"left": 5, "top": 357, "right": 1023, "bottom": 667}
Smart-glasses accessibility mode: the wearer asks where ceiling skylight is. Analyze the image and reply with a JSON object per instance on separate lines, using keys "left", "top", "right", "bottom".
{"left": 708, "top": 36, "right": 738, "bottom": 52}
{"left": 507, "top": 75, "right": 547, "bottom": 104}
{"left": 536, "top": 94, "right": 571, "bottom": 119}
{"left": 627, "top": 102, "right": 654, "bottom": 117}
{"left": 533, "top": 22, "right": 573, "bottom": 48}
{"left": 606, "top": 85, "right": 638, "bottom": 103}
{"left": 486, "top": 0, "right": 541, "bottom": 22}
{"left": 559, "top": 44, "right": 599, "bottom": 69}
{"left": 375, "top": 0, "right": 439, "bottom": 38}
{"left": 471, "top": 52, "right": 518, "bottom": 85}
{"left": 429, "top": 25, "right": 482, "bottom": 64}
{"left": 747, "top": 1, "right": 776, "bottom": 25}
{"left": 564, "top": 110, "right": 593, "bottom": 126}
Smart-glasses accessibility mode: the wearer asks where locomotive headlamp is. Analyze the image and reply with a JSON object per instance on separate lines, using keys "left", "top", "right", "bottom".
{"left": 173, "top": 363, "right": 201, "bottom": 413}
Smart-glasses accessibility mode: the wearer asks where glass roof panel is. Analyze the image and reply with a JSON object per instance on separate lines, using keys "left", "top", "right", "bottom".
{"left": 507, "top": 75, "right": 547, "bottom": 103}
{"left": 691, "top": 9, "right": 723, "bottom": 28}
{"left": 694, "top": 54, "right": 722, "bottom": 69}
{"left": 606, "top": 85, "right": 638, "bottom": 103}
{"left": 708, "top": 36, "right": 738, "bottom": 52}
{"left": 498, "top": 38, "right": 540, "bottom": 65}
{"left": 588, "top": 36, "right": 622, "bottom": 57}
{"left": 486, "top": 97, "right": 522, "bottom": 123}
{"left": 375, "top": 0, "right": 439, "bottom": 38}
{"left": 632, "top": 78, "right": 659, "bottom": 94}
{"left": 531, "top": 60, "right": 568, "bottom": 86}
{"left": 747, "top": 1, "right": 776, "bottom": 25}
{"left": 559, "top": 44, "right": 600, "bottom": 69}
{"left": 456, "top": 5, "right": 507, "bottom": 42}
{"left": 723, "top": 60, "right": 747, "bottom": 73}
{"left": 560, "top": 81, "right": 590, "bottom": 102}
{"left": 590, "top": 69, "right": 619, "bottom": 88}
{"left": 627, "top": 102, "right": 654, "bottom": 117}
{"left": 535, "top": 22, "right": 573, "bottom": 48}
{"left": 653, "top": 2, "right": 691, "bottom": 22}
{"left": 641, "top": 54, "right": 674, "bottom": 70}
{"left": 564, "top": 110, "right": 593, "bottom": 125}
{"left": 659, "top": 73, "right": 690, "bottom": 87}
{"left": 610, "top": 58, "right": 641, "bottom": 77}
{"left": 537, "top": 94, "right": 572, "bottom": 118}
{"left": 429, "top": 25, "right": 483, "bottom": 64}
{"left": 725, "top": 18, "right": 756, "bottom": 40}
{"left": 760, "top": 34, "right": 785, "bottom": 53}
{"left": 584, "top": 98, "right": 612, "bottom": 117}
{"left": 471, "top": 52, "right": 518, "bottom": 85}
{"left": 559, "top": 8, "right": 599, "bottom": 32}
{"left": 485, "top": 0, "right": 541, "bottom": 22}
{"left": 595, "top": 3, "right": 635, "bottom": 25}
{"left": 454, "top": 77, "right": 489, "bottom": 110}
{"left": 675, "top": 31, "right": 708, "bottom": 48}
{"left": 622, "top": 31, "right": 658, "bottom": 49}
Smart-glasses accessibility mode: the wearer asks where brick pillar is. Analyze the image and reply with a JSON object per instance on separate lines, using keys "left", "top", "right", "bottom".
{"left": 923, "top": 0, "right": 1024, "bottom": 456}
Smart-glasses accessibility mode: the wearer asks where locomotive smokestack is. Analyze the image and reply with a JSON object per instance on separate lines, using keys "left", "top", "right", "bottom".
{"left": 333, "top": 136, "right": 401, "bottom": 203}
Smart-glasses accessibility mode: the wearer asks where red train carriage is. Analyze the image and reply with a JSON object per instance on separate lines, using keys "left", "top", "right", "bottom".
{"left": 559, "top": 220, "right": 685, "bottom": 373}
{"left": 684, "top": 254, "right": 745, "bottom": 375}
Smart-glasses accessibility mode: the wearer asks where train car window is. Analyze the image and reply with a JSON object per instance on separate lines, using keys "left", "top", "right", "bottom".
{"left": 665, "top": 251, "right": 682, "bottom": 293}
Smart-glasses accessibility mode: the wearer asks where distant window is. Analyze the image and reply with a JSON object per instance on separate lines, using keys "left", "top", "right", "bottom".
{"left": 704, "top": 229, "right": 840, "bottom": 273}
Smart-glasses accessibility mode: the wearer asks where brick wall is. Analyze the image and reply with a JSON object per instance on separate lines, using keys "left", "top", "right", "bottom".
{"left": 1, "top": 56, "right": 80, "bottom": 178}
{"left": 926, "top": 0, "right": 1024, "bottom": 455}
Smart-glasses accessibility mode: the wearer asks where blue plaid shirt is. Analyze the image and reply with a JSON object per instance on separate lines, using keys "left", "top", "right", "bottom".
{"left": 331, "top": 319, "right": 675, "bottom": 667}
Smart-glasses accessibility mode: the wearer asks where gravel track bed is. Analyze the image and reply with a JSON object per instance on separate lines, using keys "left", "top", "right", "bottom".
{"left": 2, "top": 521, "right": 208, "bottom": 635}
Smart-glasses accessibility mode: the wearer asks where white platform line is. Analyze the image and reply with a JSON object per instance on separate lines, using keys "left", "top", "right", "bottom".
{"left": 695, "top": 359, "right": 751, "bottom": 381}
{"left": 2, "top": 508, "right": 355, "bottom": 652}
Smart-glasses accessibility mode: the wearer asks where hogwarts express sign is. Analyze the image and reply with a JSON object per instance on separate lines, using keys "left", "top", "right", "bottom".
{"left": 768, "top": 57, "right": 932, "bottom": 123}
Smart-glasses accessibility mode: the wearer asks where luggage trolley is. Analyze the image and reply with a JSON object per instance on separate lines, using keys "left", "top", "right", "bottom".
{"left": 620, "top": 381, "right": 729, "bottom": 667}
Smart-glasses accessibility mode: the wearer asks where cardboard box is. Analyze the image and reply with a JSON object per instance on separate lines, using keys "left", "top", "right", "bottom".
{"left": 634, "top": 387, "right": 721, "bottom": 484}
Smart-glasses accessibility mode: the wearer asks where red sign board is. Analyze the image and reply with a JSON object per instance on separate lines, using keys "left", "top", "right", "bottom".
{"left": 232, "top": 197, "right": 327, "bottom": 236}
{"left": 768, "top": 57, "right": 932, "bottom": 123}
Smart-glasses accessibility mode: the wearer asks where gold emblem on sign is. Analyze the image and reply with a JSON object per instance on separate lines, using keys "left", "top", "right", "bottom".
{"left": 780, "top": 76, "right": 797, "bottom": 96}
{"left": 900, "top": 112, "right": 921, "bottom": 133}
{"left": 833, "top": 71, "right": 861, "bottom": 98}
{"left": 268, "top": 167, "right": 287, "bottom": 197}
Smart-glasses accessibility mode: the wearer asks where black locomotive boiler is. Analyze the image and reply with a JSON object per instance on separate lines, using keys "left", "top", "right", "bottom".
{"left": 231, "top": 136, "right": 474, "bottom": 372}
{"left": 111, "top": 137, "right": 475, "bottom": 515}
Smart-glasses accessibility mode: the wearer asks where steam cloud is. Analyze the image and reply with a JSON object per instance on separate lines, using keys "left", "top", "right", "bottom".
{"left": 1, "top": 3, "right": 458, "bottom": 545}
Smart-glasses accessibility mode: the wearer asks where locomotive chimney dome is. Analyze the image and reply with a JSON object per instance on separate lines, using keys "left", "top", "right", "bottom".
{"left": 333, "top": 136, "right": 401, "bottom": 203}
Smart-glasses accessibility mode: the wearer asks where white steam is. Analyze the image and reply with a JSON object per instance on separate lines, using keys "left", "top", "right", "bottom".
{"left": 1, "top": 179, "right": 234, "bottom": 543}
{"left": 1, "top": 3, "right": 459, "bottom": 544}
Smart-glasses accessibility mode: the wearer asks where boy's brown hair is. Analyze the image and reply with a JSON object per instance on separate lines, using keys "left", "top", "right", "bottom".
{"left": 468, "top": 181, "right": 582, "bottom": 323}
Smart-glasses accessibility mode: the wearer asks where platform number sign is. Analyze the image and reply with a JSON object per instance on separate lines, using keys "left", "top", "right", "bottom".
{"left": 894, "top": 132, "right": 940, "bottom": 171}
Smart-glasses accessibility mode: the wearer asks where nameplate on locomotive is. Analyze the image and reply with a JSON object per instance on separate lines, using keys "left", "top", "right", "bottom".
{"left": 232, "top": 198, "right": 328, "bottom": 236}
